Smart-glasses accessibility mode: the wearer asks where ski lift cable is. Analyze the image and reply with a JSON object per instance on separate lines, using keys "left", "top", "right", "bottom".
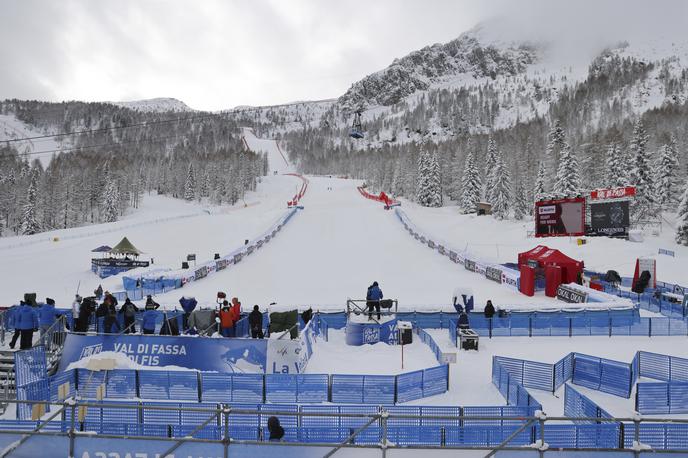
{"left": 1, "top": 97, "right": 338, "bottom": 145}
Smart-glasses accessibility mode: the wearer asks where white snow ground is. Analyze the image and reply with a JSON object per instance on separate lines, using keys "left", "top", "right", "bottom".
{"left": 242, "top": 127, "right": 293, "bottom": 174}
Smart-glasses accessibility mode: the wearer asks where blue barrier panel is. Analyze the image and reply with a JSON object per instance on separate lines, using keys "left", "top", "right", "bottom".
{"left": 231, "top": 374, "right": 264, "bottom": 403}
{"left": 76, "top": 369, "right": 107, "bottom": 399}
{"left": 396, "top": 370, "right": 423, "bottom": 403}
{"left": 363, "top": 375, "right": 395, "bottom": 404}
{"left": 623, "top": 423, "right": 688, "bottom": 450}
{"left": 105, "top": 370, "right": 137, "bottom": 399}
{"left": 259, "top": 404, "right": 299, "bottom": 442}
{"left": 599, "top": 357, "right": 632, "bottom": 398}
{"left": 564, "top": 384, "right": 613, "bottom": 425}
{"left": 554, "top": 353, "right": 574, "bottom": 390}
{"left": 639, "top": 351, "right": 671, "bottom": 381}
{"left": 385, "top": 406, "right": 421, "bottom": 427}
{"left": 463, "top": 406, "right": 528, "bottom": 427}
{"left": 422, "top": 365, "right": 449, "bottom": 398}
{"left": 172, "top": 424, "right": 221, "bottom": 440}
{"left": 14, "top": 346, "right": 47, "bottom": 388}
{"left": 448, "top": 319, "right": 458, "bottom": 346}
{"left": 169, "top": 371, "right": 199, "bottom": 401}
{"left": 265, "top": 374, "right": 297, "bottom": 403}
{"left": 101, "top": 401, "right": 140, "bottom": 425}
{"left": 388, "top": 425, "right": 441, "bottom": 446}
{"left": 637, "top": 383, "right": 670, "bottom": 414}
{"left": 538, "top": 423, "right": 620, "bottom": 449}
{"left": 16, "top": 379, "right": 50, "bottom": 420}
{"left": 142, "top": 401, "right": 180, "bottom": 425}
{"left": 571, "top": 354, "right": 601, "bottom": 392}
{"left": 49, "top": 370, "right": 76, "bottom": 402}
{"left": 200, "top": 373, "right": 231, "bottom": 402}
{"left": 446, "top": 425, "right": 532, "bottom": 447}
{"left": 522, "top": 360, "right": 554, "bottom": 392}
{"left": 296, "top": 374, "right": 328, "bottom": 403}
{"left": 331, "top": 375, "right": 364, "bottom": 404}
{"left": 225, "top": 403, "right": 260, "bottom": 440}
{"left": 181, "top": 402, "right": 218, "bottom": 427}
{"left": 138, "top": 372, "right": 170, "bottom": 400}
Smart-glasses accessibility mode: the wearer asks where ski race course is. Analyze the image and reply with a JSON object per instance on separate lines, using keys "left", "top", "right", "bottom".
{"left": 3, "top": 133, "right": 688, "bottom": 457}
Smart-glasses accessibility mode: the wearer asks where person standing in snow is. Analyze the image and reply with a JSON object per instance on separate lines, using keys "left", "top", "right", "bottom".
{"left": 219, "top": 300, "right": 235, "bottom": 337}
{"left": 94, "top": 284, "right": 103, "bottom": 300}
{"left": 457, "top": 310, "right": 470, "bottom": 330}
{"left": 367, "top": 281, "right": 383, "bottom": 320}
{"left": 145, "top": 295, "right": 160, "bottom": 311}
{"left": 231, "top": 297, "right": 241, "bottom": 335}
{"left": 71, "top": 295, "right": 81, "bottom": 330}
{"left": 119, "top": 298, "right": 139, "bottom": 334}
{"left": 484, "top": 300, "right": 495, "bottom": 319}
{"left": 249, "top": 305, "right": 264, "bottom": 339}
{"left": 16, "top": 301, "right": 39, "bottom": 350}
{"left": 38, "top": 298, "right": 58, "bottom": 338}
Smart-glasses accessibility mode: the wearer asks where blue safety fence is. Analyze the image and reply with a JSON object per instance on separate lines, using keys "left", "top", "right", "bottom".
{"left": 564, "top": 384, "right": 615, "bottom": 425}
{"left": 571, "top": 353, "right": 633, "bottom": 398}
{"left": 535, "top": 422, "right": 621, "bottom": 449}
{"left": 448, "top": 319, "right": 458, "bottom": 347}
{"left": 265, "top": 374, "right": 329, "bottom": 403}
{"left": 491, "top": 357, "right": 543, "bottom": 411}
{"left": 637, "top": 351, "right": 688, "bottom": 382}
{"left": 415, "top": 327, "right": 444, "bottom": 364}
{"left": 636, "top": 382, "right": 688, "bottom": 414}
{"left": 553, "top": 353, "right": 574, "bottom": 390}
{"left": 14, "top": 346, "right": 49, "bottom": 420}
{"left": 622, "top": 422, "right": 688, "bottom": 450}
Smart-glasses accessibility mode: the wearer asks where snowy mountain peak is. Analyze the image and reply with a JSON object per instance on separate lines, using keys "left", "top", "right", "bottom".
{"left": 113, "top": 97, "right": 194, "bottom": 113}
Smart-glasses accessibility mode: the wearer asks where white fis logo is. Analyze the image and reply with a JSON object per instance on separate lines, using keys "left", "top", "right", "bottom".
{"left": 80, "top": 344, "right": 103, "bottom": 359}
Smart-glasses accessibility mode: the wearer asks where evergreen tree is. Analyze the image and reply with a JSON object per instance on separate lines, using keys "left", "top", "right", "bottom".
{"left": 534, "top": 162, "right": 547, "bottom": 202}
{"left": 546, "top": 119, "right": 566, "bottom": 172}
{"left": 184, "top": 163, "right": 196, "bottom": 201}
{"left": 21, "top": 171, "right": 39, "bottom": 235}
{"left": 604, "top": 143, "right": 628, "bottom": 187}
{"left": 416, "top": 151, "right": 442, "bottom": 207}
{"left": 491, "top": 157, "right": 511, "bottom": 219}
{"left": 676, "top": 180, "right": 688, "bottom": 245}
{"left": 513, "top": 180, "right": 529, "bottom": 220}
{"left": 460, "top": 152, "right": 481, "bottom": 213}
{"left": 654, "top": 138, "right": 679, "bottom": 207}
{"left": 448, "top": 152, "right": 463, "bottom": 201}
{"left": 628, "top": 119, "right": 654, "bottom": 221}
{"left": 102, "top": 179, "right": 120, "bottom": 223}
{"left": 554, "top": 144, "right": 581, "bottom": 197}
{"left": 484, "top": 138, "right": 498, "bottom": 202}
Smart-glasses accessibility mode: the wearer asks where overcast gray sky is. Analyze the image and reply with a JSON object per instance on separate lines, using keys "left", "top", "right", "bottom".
{"left": 1, "top": 0, "right": 686, "bottom": 111}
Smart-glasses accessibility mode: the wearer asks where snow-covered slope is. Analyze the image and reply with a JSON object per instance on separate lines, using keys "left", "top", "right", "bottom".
{"left": 242, "top": 127, "right": 293, "bottom": 174}
{"left": 113, "top": 97, "right": 194, "bottom": 112}
{"left": 0, "top": 114, "right": 62, "bottom": 167}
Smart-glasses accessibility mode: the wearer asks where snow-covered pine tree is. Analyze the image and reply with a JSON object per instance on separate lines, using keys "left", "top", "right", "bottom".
{"left": 416, "top": 150, "right": 442, "bottom": 207}
{"left": 484, "top": 138, "right": 498, "bottom": 202}
{"left": 676, "top": 180, "right": 688, "bottom": 245}
{"left": 546, "top": 119, "right": 566, "bottom": 172}
{"left": 513, "top": 180, "right": 529, "bottom": 220}
{"left": 554, "top": 144, "right": 581, "bottom": 197}
{"left": 460, "top": 152, "right": 481, "bottom": 213}
{"left": 184, "top": 163, "right": 196, "bottom": 201}
{"left": 491, "top": 156, "right": 511, "bottom": 219}
{"left": 448, "top": 152, "right": 463, "bottom": 201}
{"left": 21, "top": 171, "right": 39, "bottom": 235}
{"left": 654, "top": 138, "right": 679, "bottom": 208}
{"left": 604, "top": 143, "right": 628, "bottom": 187}
{"left": 534, "top": 162, "right": 547, "bottom": 202}
{"left": 628, "top": 119, "right": 654, "bottom": 221}
{"left": 102, "top": 178, "right": 120, "bottom": 223}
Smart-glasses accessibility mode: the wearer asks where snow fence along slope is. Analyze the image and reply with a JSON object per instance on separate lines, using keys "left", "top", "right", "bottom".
{"left": 111, "top": 175, "right": 309, "bottom": 301}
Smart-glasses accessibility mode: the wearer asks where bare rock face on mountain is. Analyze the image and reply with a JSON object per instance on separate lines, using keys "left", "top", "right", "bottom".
{"left": 338, "top": 33, "right": 538, "bottom": 110}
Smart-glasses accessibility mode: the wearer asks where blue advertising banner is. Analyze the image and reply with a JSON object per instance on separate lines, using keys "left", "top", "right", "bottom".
{"left": 57, "top": 334, "right": 268, "bottom": 373}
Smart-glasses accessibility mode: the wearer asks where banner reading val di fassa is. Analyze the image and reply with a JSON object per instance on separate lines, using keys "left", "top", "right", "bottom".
{"left": 535, "top": 197, "right": 585, "bottom": 237}
{"left": 58, "top": 334, "right": 268, "bottom": 373}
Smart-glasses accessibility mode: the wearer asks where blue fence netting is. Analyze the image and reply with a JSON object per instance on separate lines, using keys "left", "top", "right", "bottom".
{"left": 564, "top": 384, "right": 615, "bottom": 425}
{"left": 571, "top": 353, "right": 633, "bottom": 398}
{"left": 636, "top": 382, "right": 688, "bottom": 414}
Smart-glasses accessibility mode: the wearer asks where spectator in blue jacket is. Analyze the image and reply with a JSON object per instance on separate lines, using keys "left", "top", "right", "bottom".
{"left": 8, "top": 303, "right": 21, "bottom": 349}
{"left": 38, "top": 298, "right": 58, "bottom": 338}
{"left": 16, "top": 301, "right": 39, "bottom": 350}
{"left": 142, "top": 309, "right": 157, "bottom": 335}
{"left": 367, "top": 281, "right": 383, "bottom": 321}
{"left": 179, "top": 296, "right": 197, "bottom": 331}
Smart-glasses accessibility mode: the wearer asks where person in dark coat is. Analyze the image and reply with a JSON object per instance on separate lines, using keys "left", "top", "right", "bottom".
{"left": 457, "top": 311, "right": 470, "bottom": 330}
{"left": 145, "top": 295, "right": 160, "bottom": 311}
{"left": 249, "top": 305, "right": 264, "bottom": 339}
{"left": 77, "top": 297, "right": 96, "bottom": 333}
{"left": 94, "top": 284, "right": 103, "bottom": 299}
{"left": 267, "top": 416, "right": 285, "bottom": 441}
{"left": 179, "top": 296, "right": 197, "bottom": 331}
{"left": 16, "top": 301, "right": 39, "bottom": 350}
{"left": 367, "top": 282, "right": 383, "bottom": 320}
{"left": 484, "top": 300, "right": 495, "bottom": 319}
{"left": 119, "top": 298, "right": 139, "bottom": 334}
{"left": 99, "top": 294, "right": 119, "bottom": 334}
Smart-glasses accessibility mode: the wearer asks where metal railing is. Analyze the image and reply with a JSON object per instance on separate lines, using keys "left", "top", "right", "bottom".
{"left": 0, "top": 399, "right": 687, "bottom": 456}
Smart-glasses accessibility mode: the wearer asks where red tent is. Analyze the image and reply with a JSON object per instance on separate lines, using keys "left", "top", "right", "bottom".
{"left": 518, "top": 245, "right": 584, "bottom": 284}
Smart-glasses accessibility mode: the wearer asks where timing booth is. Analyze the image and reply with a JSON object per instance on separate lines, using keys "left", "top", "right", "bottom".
{"left": 518, "top": 246, "right": 584, "bottom": 297}
{"left": 91, "top": 237, "right": 150, "bottom": 278}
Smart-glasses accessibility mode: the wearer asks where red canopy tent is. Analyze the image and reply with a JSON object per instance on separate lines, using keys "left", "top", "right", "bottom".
{"left": 518, "top": 245, "right": 584, "bottom": 297}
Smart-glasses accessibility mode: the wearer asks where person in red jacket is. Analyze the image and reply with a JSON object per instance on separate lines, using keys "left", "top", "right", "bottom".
{"left": 218, "top": 300, "right": 234, "bottom": 337}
